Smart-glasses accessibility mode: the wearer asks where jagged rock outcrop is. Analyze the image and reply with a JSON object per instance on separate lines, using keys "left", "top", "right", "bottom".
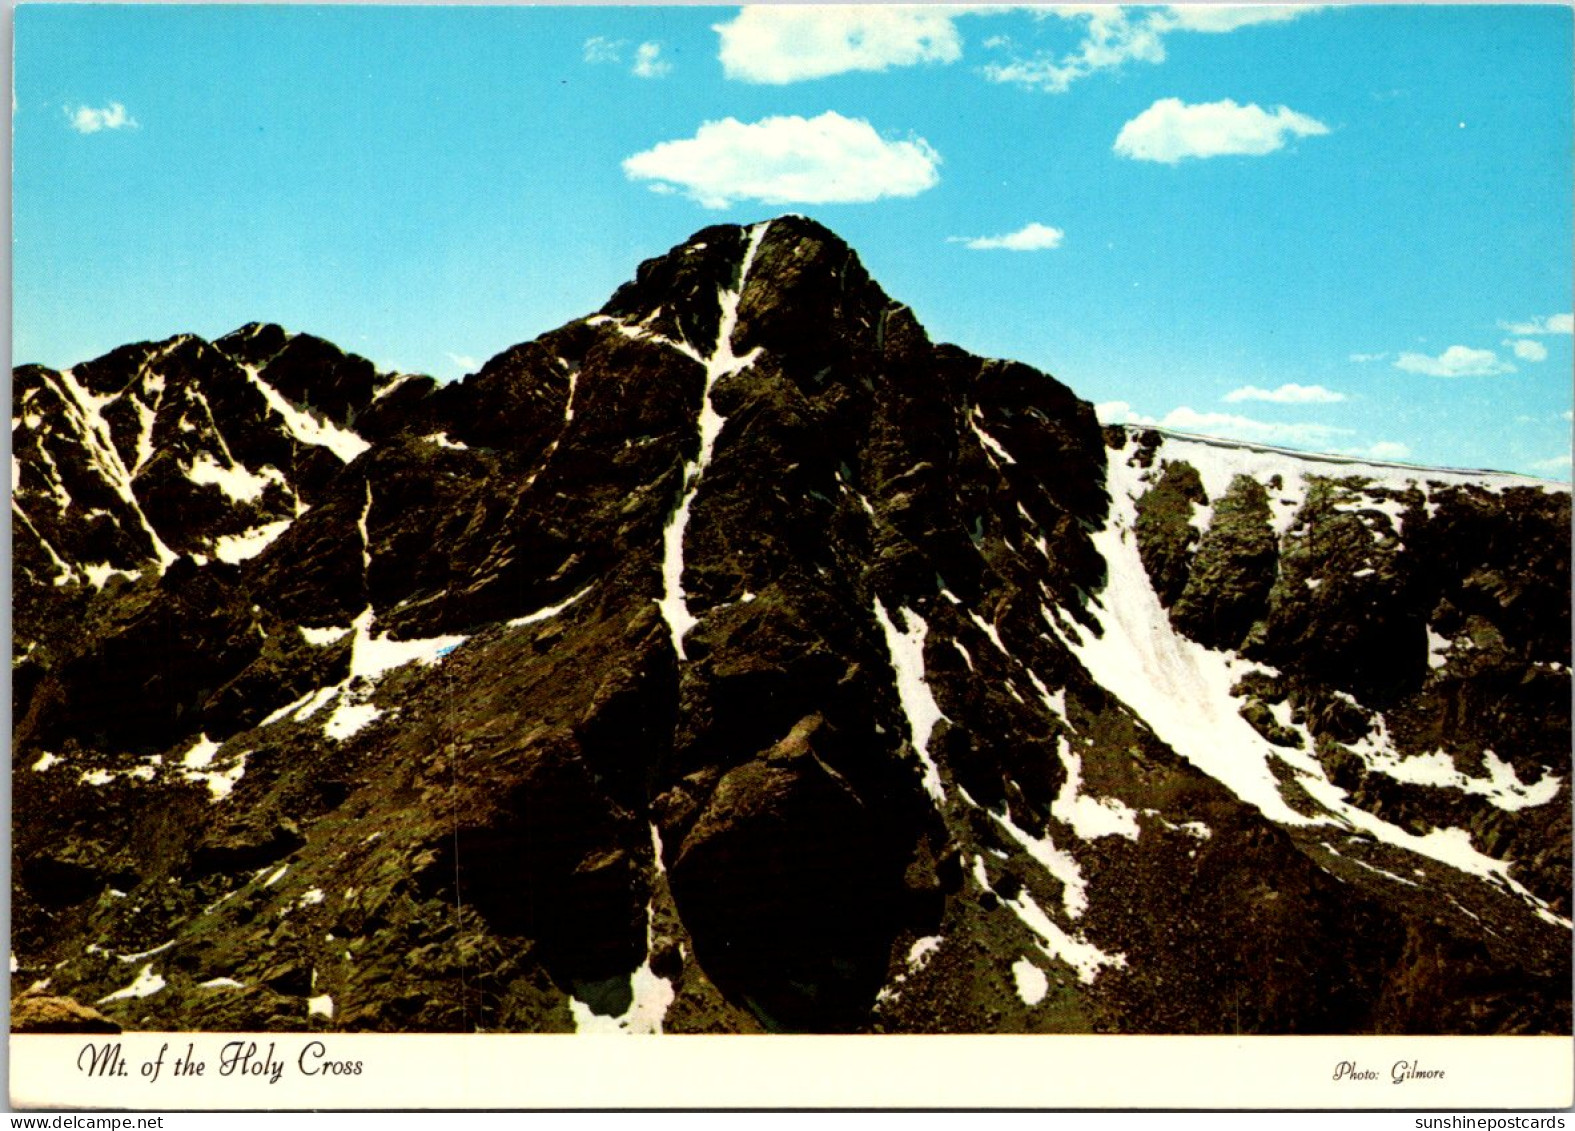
{"left": 12, "top": 217, "right": 1571, "bottom": 1036}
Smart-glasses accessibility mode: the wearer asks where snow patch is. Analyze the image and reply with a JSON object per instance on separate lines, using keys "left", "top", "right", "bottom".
{"left": 116, "top": 940, "right": 176, "bottom": 964}
{"left": 349, "top": 608, "right": 468, "bottom": 682}
{"left": 308, "top": 994, "right": 335, "bottom": 1019}
{"left": 244, "top": 366, "right": 369, "bottom": 463}
{"left": 1026, "top": 671, "right": 1068, "bottom": 722}
{"left": 31, "top": 752, "right": 60, "bottom": 772}
{"left": 977, "top": 857, "right": 1126, "bottom": 986}
{"left": 1012, "top": 957, "right": 1049, "bottom": 1006}
{"left": 187, "top": 453, "right": 285, "bottom": 503}
{"left": 971, "top": 414, "right": 1017, "bottom": 466}
{"left": 98, "top": 964, "right": 166, "bottom": 1003}
{"left": 1141, "top": 427, "right": 1567, "bottom": 497}
{"left": 324, "top": 700, "right": 382, "bottom": 741}
{"left": 967, "top": 611, "right": 1008, "bottom": 657}
{"left": 213, "top": 520, "right": 292, "bottom": 564}
{"left": 872, "top": 599, "right": 947, "bottom": 804}
{"left": 181, "top": 734, "right": 220, "bottom": 769}
{"left": 570, "top": 896, "right": 675, "bottom": 1034}
{"left": 185, "top": 751, "right": 248, "bottom": 801}
{"left": 569, "top": 965, "right": 675, "bottom": 1035}
{"left": 989, "top": 809, "right": 1089, "bottom": 919}
{"left": 507, "top": 585, "right": 594, "bottom": 628}
{"left": 1051, "top": 736, "right": 1141, "bottom": 841}
{"left": 1345, "top": 724, "right": 1563, "bottom": 813}
{"left": 300, "top": 624, "right": 351, "bottom": 647}
{"left": 80, "top": 562, "right": 141, "bottom": 589}
{"left": 373, "top": 373, "right": 420, "bottom": 401}
{"left": 906, "top": 935, "right": 943, "bottom": 970}
{"left": 952, "top": 639, "right": 975, "bottom": 671}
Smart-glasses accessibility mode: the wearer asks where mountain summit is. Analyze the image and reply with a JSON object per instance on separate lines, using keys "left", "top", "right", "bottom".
{"left": 12, "top": 217, "right": 1571, "bottom": 1034}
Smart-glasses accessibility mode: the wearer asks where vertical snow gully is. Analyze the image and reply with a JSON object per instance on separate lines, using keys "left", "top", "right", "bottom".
{"left": 656, "top": 220, "right": 771, "bottom": 660}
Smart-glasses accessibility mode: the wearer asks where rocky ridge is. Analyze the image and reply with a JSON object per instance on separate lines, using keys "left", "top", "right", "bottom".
{"left": 11, "top": 216, "right": 1571, "bottom": 1034}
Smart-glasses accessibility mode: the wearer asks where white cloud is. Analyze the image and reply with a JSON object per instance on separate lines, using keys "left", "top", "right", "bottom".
{"left": 1499, "top": 313, "right": 1573, "bottom": 335}
{"left": 1530, "top": 453, "right": 1573, "bottom": 474}
{"left": 1096, "top": 402, "right": 1350, "bottom": 447}
{"left": 1154, "top": 6, "right": 1317, "bottom": 34}
{"left": 632, "top": 42, "right": 672, "bottom": 79}
{"left": 623, "top": 112, "right": 941, "bottom": 209}
{"left": 1114, "top": 98, "right": 1328, "bottom": 164}
{"left": 1393, "top": 345, "right": 1515, "bottom": 378}
{"left": 586, "top": 36, "right": 672, "bottom": 78}
{"left": 66, "top": 102, "right": 136, "bottom": 134}
{"left": 950, "top": 222, "right": 1064, "bottom": 251}
{"left": 446, "top": 353, "right": 479, "bottom": 372}
{"left": 1336, "top": 440, "right": 1413, "bottom": 462}
{"left": 716, "top": 6, "right": 963, "bottom": 84}
{"left": 985, "top": 6, "right": 1319, "bottom": 93}
{"left": 583, "top": 36, "right": 623, "bottom": 64}
{"left": 1506, "top": 338, "right": 1549, "bottom": 363}
{"left": 1349, "top": 352, "right": 1388, "bottom": 363}
{"left": 1223, "top": 383, "right": 1345, "bottom": 405}
{"left": 1158, "top": 406, "right": 1351, "bottom": 446}
{"left": 985, "top": 7, "right": 1163, "bottom": 93}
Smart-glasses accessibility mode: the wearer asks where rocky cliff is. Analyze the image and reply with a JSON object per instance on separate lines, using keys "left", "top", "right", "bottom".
{"left": 11, "top": 216, "right": 1570, "bottom": 1034}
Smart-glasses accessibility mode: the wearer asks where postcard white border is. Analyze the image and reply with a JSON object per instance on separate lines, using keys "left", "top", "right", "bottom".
{"left": 8, "top": 1033, "right": 1574, "bottom": 1110}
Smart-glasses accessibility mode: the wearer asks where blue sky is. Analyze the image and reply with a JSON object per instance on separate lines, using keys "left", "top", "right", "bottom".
{"left": 13, "top": 4, "right": 1573, "bottom": 477}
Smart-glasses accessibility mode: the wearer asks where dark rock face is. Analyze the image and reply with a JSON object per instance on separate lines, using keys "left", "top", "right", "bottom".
{"left": 1171, "top": 474, "right": 1278, "bottom": 650}
{"left": 1133, "top": 459, "right": 1205, "bottom": 608}
{"left": 12, "top": 217, "right": 1570, "bottom": 1036}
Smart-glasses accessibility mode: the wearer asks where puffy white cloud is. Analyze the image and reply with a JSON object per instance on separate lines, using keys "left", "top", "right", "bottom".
{"left": 1506, "top": 338, "right": 1549, "bottom": 363}
{"left": 66, "top": 102, "right": 136, "bottom": 134}
{"left": 950, "top": 222, "right": 1065, "bottom": 251}
{"left": 716, "top": 6, "right": 963, "bottom": 84}
{"left": 1114, "top": 98, "right": 1328, "bottom": 164}
{"left": 632, "top": 42, "right": 672, "bottom": 79}
{"left": 1095, "top": 400, "right": 1145, "bottom": 425}
{"left": 1499, "top": 313, "right": 1573, "bottom": 335}
{"left": 1096, "top": 402, "right": 1350, "bottom": 447}
{"left": 1530, "top": 453, "right": 1573, "bottom": 475}
{"left": 1223, "top": 383, "right": 1345, "bottom": 405}
{"left": 985, "top": 6, "right": 1319, "bottom": 93}
{"left": 1393, "top": 345, "right": 1515, "bottom": 378}
{"left": 1348, "top": 352, "right": 1388, "bottom": 363}
{"left": 623, "top": 112, "right": 941, "bottom": 209}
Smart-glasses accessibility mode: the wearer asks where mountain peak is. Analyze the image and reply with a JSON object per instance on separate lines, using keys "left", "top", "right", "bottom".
{"left": 12, "top": 221, "right": 1571, "bottom": 1037}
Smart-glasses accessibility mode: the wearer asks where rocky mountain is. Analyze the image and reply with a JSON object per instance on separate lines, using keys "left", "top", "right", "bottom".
{"left": 11, "top": 216, "right": 1571, "bottom": 1035}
